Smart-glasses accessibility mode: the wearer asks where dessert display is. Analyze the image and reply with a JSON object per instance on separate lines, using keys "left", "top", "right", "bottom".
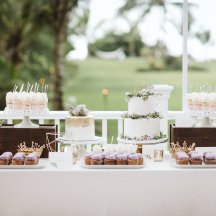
{"left": 120, "top": 86, "right": 165, "bottom": 142}
{"left": 174, "top": 150, "right": 216, "bottom": 166}
{"left": 5, "top": 83, "right": 49, "bottom": 114}
{"left": 64, "top": 104, "right": 95, "bottom": 141}
{"left": 186, "top": 92, "right": 216, "bottom": 111}
{"left": 83, "top": 144, "right": 144, "bottom": 167}
{"left": 0, "top": 149, "right": 41, "bottom": 166}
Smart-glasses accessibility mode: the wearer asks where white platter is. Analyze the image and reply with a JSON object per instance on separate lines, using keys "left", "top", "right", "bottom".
{"left": 170, "top": 160, "right": 216, "bottom": 169}
{"left": 117, "top": 137, "right": 167, "bottom": 145}
{"left": 0, "top": 160, "right": 46, "bottom": 169}
{"left": 82, "top": 164, "right": 145, "bottom": 169}
{"left": 57, "top": 136, "right": 103, "bottom": 145}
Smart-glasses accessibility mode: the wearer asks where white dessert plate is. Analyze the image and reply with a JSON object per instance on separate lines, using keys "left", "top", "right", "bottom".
{"left": 170, "top": 160, "right": 216, "bottom": 169}
{"left": 57, "top": 136, "right": 103, "bottom": 145}
{"left": 0, "top": 160, "right": 46, "bottom": 169}
{"left": 82, "top": 164, "right": 145, "bottom": 169}
{"left": 117, "top": 137, "right": 168, "bottom": 145}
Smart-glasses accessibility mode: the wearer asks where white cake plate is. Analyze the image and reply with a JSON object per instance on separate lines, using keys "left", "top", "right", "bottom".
{"left": 56, "top": 136, "right": 103, "bottom": 145}
{"left": 117, "top": 137, "right": 168, "bottom": 145}
{"left": 4, "top": 108, "right": 49, "bottom": 128}
{"left": 188, "top": 110, "right": 216, "bottom": 127}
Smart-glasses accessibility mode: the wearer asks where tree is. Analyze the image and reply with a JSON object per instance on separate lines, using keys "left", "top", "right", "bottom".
{"left": 36, "top": 0, "right": 78, "bottom": 110}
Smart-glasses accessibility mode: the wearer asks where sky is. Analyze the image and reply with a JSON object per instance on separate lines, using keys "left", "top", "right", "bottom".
{"left": 67, "top": 0, "right": 216, "bottom": 61}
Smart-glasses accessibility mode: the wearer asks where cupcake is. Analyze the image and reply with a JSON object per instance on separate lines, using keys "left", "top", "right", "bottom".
{"left": 189, "top": 152, "right": 203, "bottom": 165}
{"left": 0, "top": 152, "right": 13, "bottom": 165}
{"left": 91, "top": 154, "right": 103, "bottom": 165}
{"left": 104, "top": 154, "right": 116, "bottom": 165}
{"left": 128, "top": 154, "right": 139, "bottom": 165}
{"left": 116, "top": 154, "right": 128, "bottom": 165}
{"left": 137, "top": 153, "right": 144, "bottom": 165}
{"left": 25, "top": 152, "right": 39, "bottom": 165}
{"left": 12, "top": 152, "right": 25, "bottom": 165}
{"left": 175, "top": 152, "right": 189, "bottom": 165}
{"left": 84, "top": 153, "right": 92, "bottom": 165}
{"left": 204, "top": 152, "right": 216, "bottom": 165}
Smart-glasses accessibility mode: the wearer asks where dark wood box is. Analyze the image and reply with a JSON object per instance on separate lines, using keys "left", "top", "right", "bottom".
{"left": 170, "top": 124, "right": 216, "bottom": 147}
{"left": 0, "top": 125, "right": 57, "bottom": 158}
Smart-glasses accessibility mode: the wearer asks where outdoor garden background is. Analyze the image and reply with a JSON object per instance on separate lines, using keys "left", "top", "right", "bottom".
{"left": 0, "top": 0, "right": 215, "bottom": 141}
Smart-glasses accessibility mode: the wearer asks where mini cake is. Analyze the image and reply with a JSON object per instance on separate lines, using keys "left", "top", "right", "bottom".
{"left": 128, "top": 154, "right": 139, "bottom": 165}
{"left": 84, "top": 153, "right": 92, "bottom": 165}
{"left": 65, "top": 104, "right": 95, "bottom": 141}
{"left": 204, "top": 152, "right": 216, "bottom": 165}
{"left": 175, "top": 152, "right": 189, "bottom": 165}
{"left": 189, "top": 152, "right": 203, "bottom": 165}
{"left": 12, "top": 152, "right": 25, "bottom": 165}
{"left": 25, "top": 152, "right": 39, "bottom": 165}
{"left": 116, "top": 154, "right": 128, "bottom": 165}
{"left": 0, "top": 152, "right": 13, "bottom": 165}
{"left": 104, "top": 154, "right": 116, "bottom": 165}
{"left": 91, "top": 154, "right": 103, "bottom": 165}
{"left": 137, "top": 153, "right": 144, "bottom": 165}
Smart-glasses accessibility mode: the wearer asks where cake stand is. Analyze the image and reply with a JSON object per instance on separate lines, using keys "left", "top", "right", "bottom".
{"left": 117, "top": 137, "right": 168, "bottom": 145}
{"left": 4, "top": 108, "right": 49, "bottom": 128}
{"left": 56, "top": 136, "right": 103, "bottom": 156}
{"left": 188, "top": 110, "right": 216, "bottom": 127}
{"left": 56, "top": 136, "right": 103, "bottom": 145}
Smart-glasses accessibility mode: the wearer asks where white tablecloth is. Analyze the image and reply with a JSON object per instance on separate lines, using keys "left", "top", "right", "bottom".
{"left": 1, "top": 158, "right": 216, "bottom": 216}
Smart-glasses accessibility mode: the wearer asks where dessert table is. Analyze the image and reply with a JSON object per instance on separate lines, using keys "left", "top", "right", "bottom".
{"left": 1, "top": 156, "right": 216, "bottom": 216}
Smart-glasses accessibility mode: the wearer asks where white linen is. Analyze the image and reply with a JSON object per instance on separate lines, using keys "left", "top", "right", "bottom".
{"left": 0, "top": 158, "right": 216, "bottom": 216}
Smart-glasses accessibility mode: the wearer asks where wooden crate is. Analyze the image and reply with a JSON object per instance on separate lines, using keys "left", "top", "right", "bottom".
{"left": 170, "top": 124, "right": 216, "bottom": 147}
{"left": 0, "top": 124, "right": 57, "bottom": 158}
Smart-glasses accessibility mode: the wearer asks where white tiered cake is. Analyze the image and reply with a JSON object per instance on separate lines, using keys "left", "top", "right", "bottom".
{"left": 65, "top": 104, "right": 95, "bottom": 141}
{"left": 123, "top": 88, "right": 162, "bottom": 141}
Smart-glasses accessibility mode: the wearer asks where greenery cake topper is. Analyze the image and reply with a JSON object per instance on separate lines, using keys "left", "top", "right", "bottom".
{"left": 125, "top": 86, "right": 157, "bottom": 101}
{"left": 67, "top": 104, "right": 89, "bottom": 116}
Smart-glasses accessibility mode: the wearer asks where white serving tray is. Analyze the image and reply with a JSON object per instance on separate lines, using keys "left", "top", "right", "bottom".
{"left": 82, "top": 164, "right": 145, "bottom": 169}
{"left": 170, "top": 160, "right": 216, "bottom": 169}
{"left": 0, "top": 160, "right": 46, "bottom": 169}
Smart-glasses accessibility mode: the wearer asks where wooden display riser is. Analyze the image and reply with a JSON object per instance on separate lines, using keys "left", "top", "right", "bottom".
{"left": 0, "top": 124, "right": 57, "bottom": 158}
{"left": 170, "top": 124, "right": 216, "bottom": 147}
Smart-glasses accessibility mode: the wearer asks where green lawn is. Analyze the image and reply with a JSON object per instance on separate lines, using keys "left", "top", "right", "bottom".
{"left": 63, "top": 58, "right": 216, "bottom": 141}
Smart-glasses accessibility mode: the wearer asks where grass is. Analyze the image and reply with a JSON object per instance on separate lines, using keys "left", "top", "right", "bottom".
{"left": 63, "top": 57, "right": 216, "bottom": 142}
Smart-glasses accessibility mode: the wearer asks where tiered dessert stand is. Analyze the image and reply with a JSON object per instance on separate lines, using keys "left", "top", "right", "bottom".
{"left": 188, "top": 110, "right": 216, "bottom": 127}
{"left": 4, "top": 108, "right": 49, "bottom": 128}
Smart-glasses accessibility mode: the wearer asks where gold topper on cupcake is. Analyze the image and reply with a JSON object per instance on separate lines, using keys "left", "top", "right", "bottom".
{"left": 169, "top": 141, "right": 196, "bottom": 157}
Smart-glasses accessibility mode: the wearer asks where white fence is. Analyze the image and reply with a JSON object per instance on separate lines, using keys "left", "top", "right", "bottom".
{"left": 0, "top": 110, "right": 185, "bottom": 144}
